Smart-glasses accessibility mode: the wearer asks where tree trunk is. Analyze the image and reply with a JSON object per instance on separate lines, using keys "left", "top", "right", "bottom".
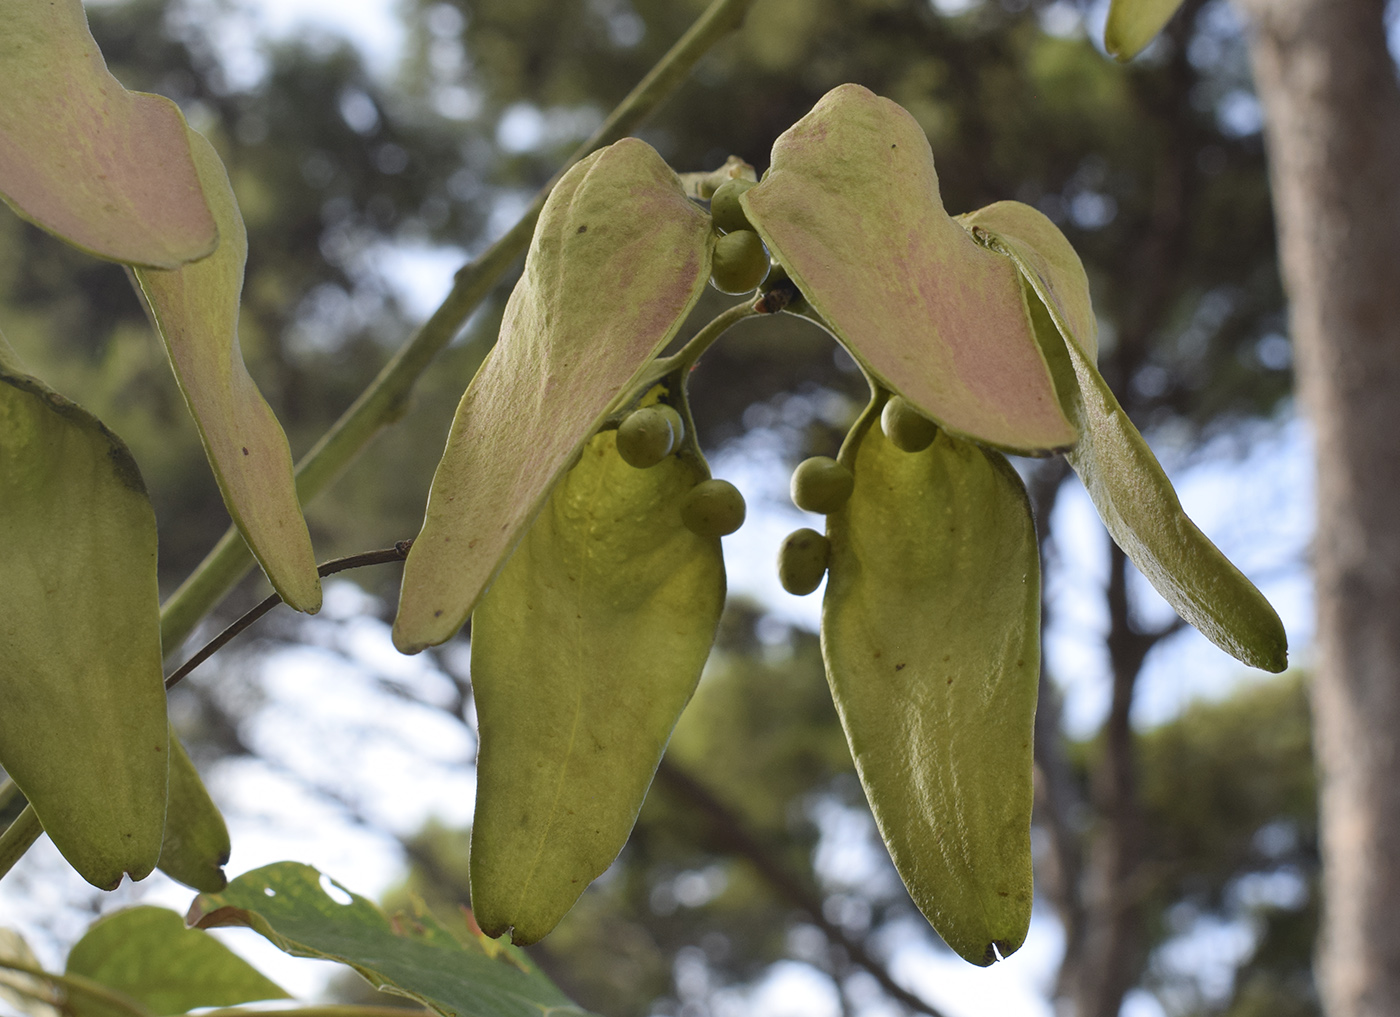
{"left": 1235, "top": 2, "right": 1400, "bottom": 1014}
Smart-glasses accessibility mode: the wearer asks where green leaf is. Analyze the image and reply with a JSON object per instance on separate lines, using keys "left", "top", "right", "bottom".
{"left": 1, "top": 929, "right": 61, "bottom": 1017}
{"left": 0, "top": 0, "right": 216, "bottom": 268}
{"left": 470, "top": 414, "right": 726, "bottom": 944}
{"left": 1104, "top": 0, "right": 1187, "bottom": 61}
{"left": 132, "top": 129, "right": 321, "bottom": 613}
{"left": 821, "top": 397, "right": 1039, "bottom": 965}
{"left": 157, "top": 732, "right": 230, "bottom": 893}
{"left": 741, "top": 84, "right": 1076, "bottom": 455}
{"left": 0, "top": 334, "right": 167, "bottom": 890}
{"left": 394, "top": 138, "right": 714, "bottom": 653}
{"left": 962, "top": 200, "right": 1288, "bottom": 673}
{"left": 189, "top": 862, "right": 600, "bottom": 1017}
{"left": 65, "top": 907, "right": 287, "bottom": 1017}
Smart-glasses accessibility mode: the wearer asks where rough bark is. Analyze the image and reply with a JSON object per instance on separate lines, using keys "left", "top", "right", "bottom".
{"left": 1234, "top": 2, "right": 1400, "bottom": 1014}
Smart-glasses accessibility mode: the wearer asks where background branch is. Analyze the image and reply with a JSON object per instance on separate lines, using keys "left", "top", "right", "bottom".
{"left": 653, "top": 759, "right": 951, "bottom": 1017}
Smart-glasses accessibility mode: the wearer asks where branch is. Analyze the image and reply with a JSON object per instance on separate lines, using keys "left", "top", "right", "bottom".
{"left": 164, "top": 542, "right": 413, "bottom": 691}
{"left": 1033, "top": 668, "right": 1087, "bottom": 962}
{"left": 158, "top": 0, "right": 757, "bottom": 656}
{"left": 0, "top": 957, "right": 151, "bottom": 1017}
{"left": 198, "top": 1009, "right": 429, "bottom": 1017}
{"left": 0, "top": 805, "right": 43, "bottom": 882}
{"left": 653, "top": 759, "right": 951, "bottom": 1017}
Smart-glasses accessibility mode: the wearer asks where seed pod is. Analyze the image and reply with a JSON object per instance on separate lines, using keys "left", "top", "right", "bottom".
{"left": 881, "top": 395, "right": 938, "bottom": 453}
{"left": 790, "top": 456, "right": 855, "bottom": 514}
{"left": 710, "top": 178, "right": 757, "bottom": 234}
{"left": 823, "top": 411, "right": 1041, "bottom": 965}
{"left": 778, "top": 527, "right": 830, "bottom": 595}
{"left": 710, "top": 230, "right": 769, "bottom": 295}
{"left": 468, "top": 430, "right": 725, "bottom": 945}
{"left": 681, "top": 478, "right": 746, "bottom": 537}
{"left": 616, "top": 406, "right": 677, "bottom": 468}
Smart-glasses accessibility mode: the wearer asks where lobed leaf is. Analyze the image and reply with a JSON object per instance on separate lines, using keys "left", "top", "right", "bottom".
{"left": 964, "top": 200, "right": 1287, "bottom": 672}
{"left": 0, "top": 334, "right": 167, "bottom": 889}
{"left": 133, "top": 129, "right": 320, "bottom": 613}
{"left": 65, "top": 907, "right": 286, "bottom": 1017}
{"left": 189, "top": 862, "right": 599, "bottom": 1017}
{"left": 0, "top": 0, "right": 216, "bottom": 268}
{"left": 470, "top": 420, "right": 726, "bottom": 944}
{"left": 394, "top": 138, "right": 714, "bottom": 653}
{"left": 821, "top": 398, "right": 1039, "bottom": 965}
{"left": 741, "top": 84, "right": 1076, "bottom": 455}
{"left": 1104, "top": 0, "right": 1188, "bottom": 61}
{"left": 156, "top": 732, "right": 231, "bottom": 893}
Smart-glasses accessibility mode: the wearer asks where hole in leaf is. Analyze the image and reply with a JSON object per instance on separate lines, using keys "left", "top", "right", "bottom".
{"left": 319, "top": 872, "right": 354, "bottom": 905}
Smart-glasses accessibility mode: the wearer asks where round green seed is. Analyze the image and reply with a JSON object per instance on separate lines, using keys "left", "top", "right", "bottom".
{"left": 711, "top": 230, "right": 769, "bottom": 295}
{"left": 778, "top": 528, "right": 830, "bottom": 596}
{"left": 681, "top": 479, "right": 746, "bottom": 537}
{"left": 616, "top": 406, "right": 676, "bottom": 468}
{"left": 656, "top": 403, "right": 686, "bottom": 448}
{"left": 790, "top": 456, "right": 855, "bottom": 514}
{"left": 710, "top": 179, "right": 757, "bottom": 234}
{"left": 881, "top": 396, "right": 938, "bottom": 453}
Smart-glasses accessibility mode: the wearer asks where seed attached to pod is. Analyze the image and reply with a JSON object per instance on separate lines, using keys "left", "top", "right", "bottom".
{"left": 710, "top": 230, "right": 769, "bottom": 295}
{"left": 709, "top": 179, "right": 757, "bottom": 234}
{"left": 881, "top": 395, "right": 939, "bottom": 453}
{"left": 790, "top": 456, "right": 855, "bottom": 514}
{"left": 778, "top": 527, "right": 830, "bottom": 596}
{"left": 616, "top": 406, "right": 678, "bottom": 468}
{"left": 656, "top": 404, "right": 686, "bottom": 447}
{"left": 681, "top": 479, "right": 746, "bottom": 537}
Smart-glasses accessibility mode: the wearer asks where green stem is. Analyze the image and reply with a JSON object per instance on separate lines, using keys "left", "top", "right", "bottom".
{"left": 0, "top": 805, "right": 42, "bottom": 881}
{"left": 199, "top": 1009, "right": 430, "bottom": 1017}
{"left": 602, "top": 299, "right": 763, "bottom": 420}
{"left": 158, "top": 0, "right": 756, "bottom": 655}
{"left": 668, "top": 298, "right": 765, "bottom": 372}
{"left": 0, "top": 777, "right": 18, "bottom": 811}
{"left": 0, "top": 956, "right": 150, "bottom": 1017}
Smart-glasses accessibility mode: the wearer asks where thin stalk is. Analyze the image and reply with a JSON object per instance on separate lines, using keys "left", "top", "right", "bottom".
{"left": 164, "top": 543, "right": 412, "bottom": 691}
{"left": 158, "top": 0, "right": 755, "bottom": 655}
{"left": 605, "top": 298, "right": 765, "bottom": 420}
{"left": 0, "top": 956, "right": 150, "bottom": 1017}
{"left": 667, "top": 297, "right": 765, "bottom": 372}
{"left": 0, "top": 777, "right": 17, "bottom": 811}
{"left": 0, "top": 805, "right": 42, "bottom": 881}
{"left": 0, "top": 958, "right": 429, "bottom": 1017}
{"left": 198, "top": 1009, "right": 430, "bottom": 1017}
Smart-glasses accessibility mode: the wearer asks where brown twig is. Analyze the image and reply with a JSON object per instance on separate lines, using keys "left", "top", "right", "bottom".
{"left": 164, "top": 541, "right": 413, "bottom": 691}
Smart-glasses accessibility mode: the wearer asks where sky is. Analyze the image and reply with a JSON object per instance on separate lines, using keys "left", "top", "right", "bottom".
{"left": 0, "top": 1, "right": 1321, "bottom": 1015}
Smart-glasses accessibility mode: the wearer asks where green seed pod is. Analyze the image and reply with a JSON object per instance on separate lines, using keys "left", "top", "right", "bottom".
{"left": 710, "top": 230, "right": 769, "bottom": 295}
{"left": 616, "top": 406, "right": 677, "bottom": 468}
{"left": 681, "top": 478, "right": 746, "bottom": 537}
{"left": 881, "top": 395, "right": 938, "bottom": 453}
{"left": 778, "top": 527, "right": 830, "bottom": 596}
{"left": 710, "top": 178, "right": 757, "bottom": 234}
{"left": 790, "top": 456, "right": 855, "bottom": 514}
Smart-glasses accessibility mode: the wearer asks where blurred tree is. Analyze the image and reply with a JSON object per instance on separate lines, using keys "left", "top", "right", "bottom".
{"left": 1231, "top": 2, "right": 1400, "bottom": 1015}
